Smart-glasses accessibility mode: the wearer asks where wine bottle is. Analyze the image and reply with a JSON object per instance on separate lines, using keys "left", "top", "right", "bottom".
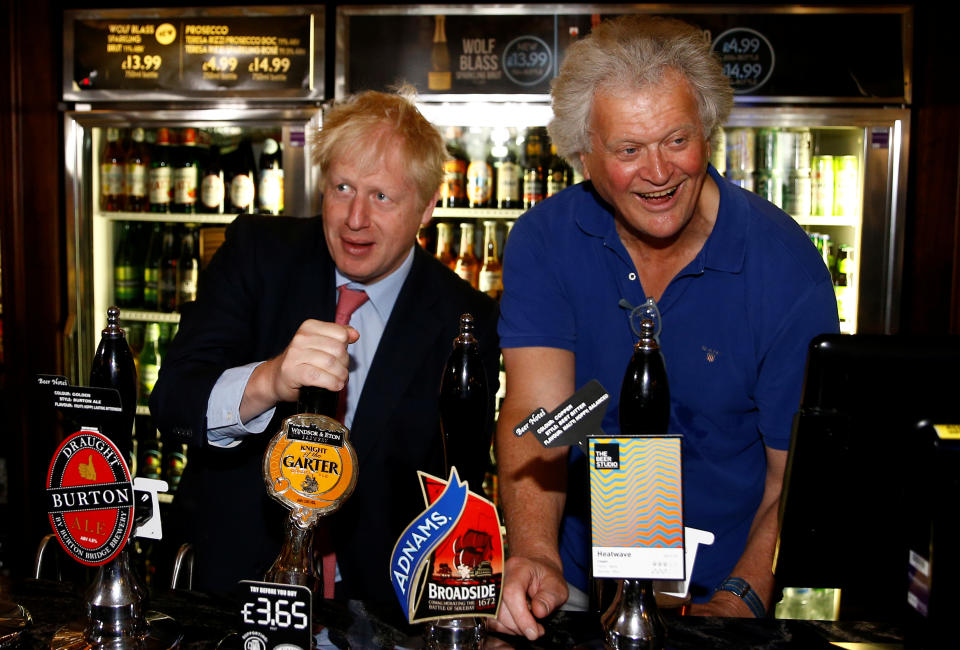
{"left": 258, "top": 137, "right": 284, "bottom": 215}
{"left": 199, "top": 144, "right": 226, "bottom": 214}
{"left": 172, "top": 127, "right": 199, "bottom": 213}
{"left": 142, "top": 222, "right": 162, "bottom": 309}
{"left": 149, "top": 127, "right": 173, "bottom": 213}
{"left": 125, "top": 127, "right": 149, "bottom": 212}
{"left": 454, "top": 222, "right": 480, "bottom": 289}
{"left": 428, "top": 15, "right": 452, "bottom": 91}
{"left": 138, "top": 322, "right": 161, "bottom": 407}
{"left": 89, "top": 306, "right": 138, "bottom": 470}
{"left": 492, "top": 128, "right": 521, "bottom": 209}
{"left": 114, "top": 221, "right": 144, "bottom": 308}
{"left": 229, "top": 138, "right": 257, "bottom": 214}
{"left": 101, "top": 128, "right": 126, "bottom": 212}
{"left": 466, "top": 130, "right": 493, "bottom": 209}
{"left": 523, "top": 127, "right": 546, "bottom": 209}
{"left": 157, "top": 223, "right": 180, "bottom": 312}
{"left": 176, "top": 224, "right": 200, "bottom": 307}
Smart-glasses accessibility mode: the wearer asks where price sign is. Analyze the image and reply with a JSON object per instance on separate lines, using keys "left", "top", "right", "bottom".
{"left": 238, "top": 580, "right": 312, "bottom": 650}
{"left": 711, "top": 27, "right": 774, "bottom": 94}
{"left": 501, "top": 35, "right": 553, "bottom": 87}
{"left": 65, "top": 9, "right": 321, "bottom": 99}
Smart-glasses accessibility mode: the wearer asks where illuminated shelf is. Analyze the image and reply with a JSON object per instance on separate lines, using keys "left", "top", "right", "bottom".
{"left": 119, "top": 310, "right": 181, "bottom": 323}
{"left": 96, "top": 210, "right": 236, "bottom": 225}
{"left": 794, "top": 215, "right": 858, "bottom": 227}
{"left": 434, "top": 207, "right": 525, "bottom": 220}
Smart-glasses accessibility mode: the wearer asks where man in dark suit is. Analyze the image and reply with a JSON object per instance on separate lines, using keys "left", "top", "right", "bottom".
{"left": 150, "top": 90, "right": 499, "bottom": 601}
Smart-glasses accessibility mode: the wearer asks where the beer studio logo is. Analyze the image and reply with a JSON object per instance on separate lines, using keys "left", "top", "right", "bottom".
{"left": 594, "top": 443, "right": 620, "bottom": 470}
{"left": 46, "top": 429, "right": 134, "bottom": 565}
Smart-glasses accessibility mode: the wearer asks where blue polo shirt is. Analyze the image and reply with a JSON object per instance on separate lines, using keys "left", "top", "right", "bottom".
{"left": 498, "top": 165, "right": 839, "bottom": 600}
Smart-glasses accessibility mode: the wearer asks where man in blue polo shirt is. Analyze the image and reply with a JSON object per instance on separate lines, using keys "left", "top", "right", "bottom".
{"left": 492, "top": 15, "right": 838, "bottom": 640}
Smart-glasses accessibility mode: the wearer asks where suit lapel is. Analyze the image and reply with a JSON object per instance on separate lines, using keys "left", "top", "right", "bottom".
{"left": 350, "top": 247, "right": 445, "bottom": 460}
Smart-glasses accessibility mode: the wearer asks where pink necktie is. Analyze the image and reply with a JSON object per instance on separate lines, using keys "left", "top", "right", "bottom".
{"left": 320, "top": 285, "right": 368, "bottom": 599}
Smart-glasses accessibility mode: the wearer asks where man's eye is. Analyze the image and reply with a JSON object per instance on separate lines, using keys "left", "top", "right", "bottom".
{"left": 376, "top": 192, "right": 389, "bottom": 202}
{"left": 336, "top": 183, "right": 350, "bottom": 192}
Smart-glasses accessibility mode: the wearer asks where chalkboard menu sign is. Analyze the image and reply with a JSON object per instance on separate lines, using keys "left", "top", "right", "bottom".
{"left": 337, "top": 7, "right": 910, "bottom": 104}
{"left": 64, "top": 7, "right": 324, "bottom": 101}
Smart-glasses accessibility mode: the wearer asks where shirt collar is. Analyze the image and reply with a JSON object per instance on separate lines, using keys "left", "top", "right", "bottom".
{"left": 335, "top": 246, "right": 415, "bottom": 322}
{"left": 574, "top": 165, "right": 747, "bottom": 274}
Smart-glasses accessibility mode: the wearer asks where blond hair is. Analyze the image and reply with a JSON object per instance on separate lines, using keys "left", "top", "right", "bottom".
{"left": 313, "top": 88, "right": 446, "bottom": 210}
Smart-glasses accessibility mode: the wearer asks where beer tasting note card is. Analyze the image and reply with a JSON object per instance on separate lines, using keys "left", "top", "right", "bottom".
{"left": 390, "top": 468, "right": 504, "bottom": 624}
{"left": 513, "top": 379, "right": 610, "bottom": 450}
{"left": 590, "top": 436, "right": 685, "bottom": 581}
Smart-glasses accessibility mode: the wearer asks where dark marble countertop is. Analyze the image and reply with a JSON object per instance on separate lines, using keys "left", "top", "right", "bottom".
{"left": 0, "top": 578, "right": 904, "bottom": 649}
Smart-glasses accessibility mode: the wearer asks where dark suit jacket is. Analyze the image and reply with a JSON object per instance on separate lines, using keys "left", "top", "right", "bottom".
{"left": 150, "top": 214, "right": 499, "bottom": 601}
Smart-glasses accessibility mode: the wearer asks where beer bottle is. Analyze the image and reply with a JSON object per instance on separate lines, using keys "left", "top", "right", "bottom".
{"left": 199, "top": 144, "right": 226, "bottom": 214}
{"left": 177, "top": 224, "right": 200, "bottom": 308}
{"left": 546, "top": 143, "right": 572, "bottom": 198}
{"left": 89, "top": 306, "right": 138, "bottom": 470}
{"left": 101, "top": 127, "right": 126, "bottom": 212}
{"left": 163, "top": 434, "right": 188, "bottom": 494}
{"left": 466, "top": 130, "right": 493, "bottom": 209}
{"left": 125, "top": 127, "right": 150, "bottom": 212}
{"left": 440, "top": 127, "right": 468, "bottom": 208}
{"left": 835, "top": 245, "right": 854, "bottom": 324}
{"left": 523, "top": 128, "right": 546, "bottom": 209}
{"left": 172, "top": 127, "right": 199, "bottom": 213}
{"left": 142, "top": 222, "right": 162, "bottom": 309}
{"left": 257, "top": 137, "right": 284, "bottom": 215}
{"left": 114, "top": 221, "right": 144, "bottom": 308}
{"left": 619, "top": 318, "right": 670, "bottom": 436}
{"left": 138, "top": 322, "right": 161, "bottom": 407}
{"left": 136, "top": 422, "right": 163, "bottom": 481}
{"left": 228, "top": 138, "right": 257, "bottom": 214}
{"left": 428, "top": 14, "right": 452, "bottom": 91}
{"left": 454, "top": 222, "right": 480, "bottom": 289}
{"left": 435, "top": 222, "right": 456, "bottom": 270}
{"left": 492, "top": 128, "right": 521, "bottom": 209}
{"left": 149, "top": 127, "right": 173, "bottom": 213}
{"left": 439, "top": 313, "right": 491, "bottom": 483}
{"left": 157, "top": 223, "right": 179, "bottom": 312}
{"left": 478, "top": 220, "right": 503, "bottom": 300}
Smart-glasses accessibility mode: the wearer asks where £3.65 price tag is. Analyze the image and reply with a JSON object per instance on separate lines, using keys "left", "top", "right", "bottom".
{"left": 238, "top": 580, "right": 312, "bottom": 650}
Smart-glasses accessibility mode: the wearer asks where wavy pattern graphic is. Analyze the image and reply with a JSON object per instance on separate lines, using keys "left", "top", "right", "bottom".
{"left": 590, "top": 438, "right": 683, "bottom": 548}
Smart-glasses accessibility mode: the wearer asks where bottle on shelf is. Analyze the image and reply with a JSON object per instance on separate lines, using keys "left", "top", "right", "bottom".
{"left": 835, "top": 245, "right": 854, "bottom": 325}
{"left": 177, "top": 224, "right": 200, "bottom": 308}
{"left": 125, "top": 127, "right": 149, "bottom": 212}
{"left": 157, "top": 223, "right": 180, "bottom": 312}
{"left": 523, "top": 127, "right": 547, "bottom": 209}
{"left": 228, "top": 138, "right": 257, "bottom": 214}
{"left": 258, "top": 137, "right": 284, "bottom": 215}
{"left": 440, "top": 127, "right": 468, "bottom": 208}
{"left": 454, "top": 222, "right": 480, "bottom": 288}
{"left": 199, "top": 143, "right": 226, "bottom": 214}
{"left": 142, "top": 222, "right": 162, "bottom": 309}
{"left": 435, "top": 222, "right": 457, "bottom": 270}
{"left": 137, "top": 322, "right": 161, "bottom": 407}
{"left": 466, "top": 129, "right": 493, "bottom": 209}
{"left": 478, "top": 220, "right": 503, "bottom": 300}
{"left": 101, "top": 127, "right": 126, "bottom": 212}
{"left": 492, "top": 128, "right": 521, "bottom": 210}
{"left": 546, "top": 143, "right": 573, "bottom": 198}
{"left": 149, "top": 127, "right": 173, "bottom": 213}
{"left": 428, "top": 14, "right": 452, "bottom": 91}
{"left": 89, "top": 306, "right": 139, "bottom": 471}
{"left": 172, "top": 127, "right": 199, "bottom": 214}
{"left": 114, "top": 221, "right": 144, "bottom": 309}
{"left": 136, "top": 421, "right": 163, "bottom": 481}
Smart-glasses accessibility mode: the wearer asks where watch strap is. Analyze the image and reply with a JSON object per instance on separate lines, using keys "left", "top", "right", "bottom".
{"left": 715, "top": 577, "right": 766, "bottom": 618}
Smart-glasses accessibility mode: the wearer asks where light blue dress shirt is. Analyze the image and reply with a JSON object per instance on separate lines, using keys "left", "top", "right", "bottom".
{"left": 205, "top": 246, "right": 416, "bottom": 446}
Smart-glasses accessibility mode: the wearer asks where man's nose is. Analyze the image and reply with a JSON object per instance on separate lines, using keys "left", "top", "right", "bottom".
{"left": 346, "top": 197, "right": 370, "bottom": 229}
{"left": 639, "top": 148, "right": 670, "bottom": 185}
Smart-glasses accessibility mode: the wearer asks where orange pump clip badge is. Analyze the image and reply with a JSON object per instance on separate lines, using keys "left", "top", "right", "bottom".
{"left": 264, "top": 414, "right": 358, "bottom": 526}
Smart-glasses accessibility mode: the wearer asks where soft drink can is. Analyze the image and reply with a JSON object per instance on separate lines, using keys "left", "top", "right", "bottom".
{"left": 725, "top": 128, "right": 756, "bottom": 173}
{"left": 754, "top": 169, "right": 783, "bottom": 208}
{"left": 756, "top": 128, "right": 780, "bottom": 171}
{"left": 833, "top": 155, "right": 859, "bottom": 217}
{"left": 811, "top": 155, "right": 835, "bottom": 216}
{"left": 778, "top": 128, "right": 812, "bottom": 172}
{"left": 783, "top": 170, "right": 812, "bottom": 217}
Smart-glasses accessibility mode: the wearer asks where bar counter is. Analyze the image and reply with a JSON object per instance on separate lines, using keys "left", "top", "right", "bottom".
{"left": 1, "top": 577, "right": 904, "bottom": 649}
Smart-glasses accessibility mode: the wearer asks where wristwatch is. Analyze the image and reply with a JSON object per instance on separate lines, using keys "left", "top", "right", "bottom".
{"left": 715, "top": 577, "right": 766, "bottom": 618}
